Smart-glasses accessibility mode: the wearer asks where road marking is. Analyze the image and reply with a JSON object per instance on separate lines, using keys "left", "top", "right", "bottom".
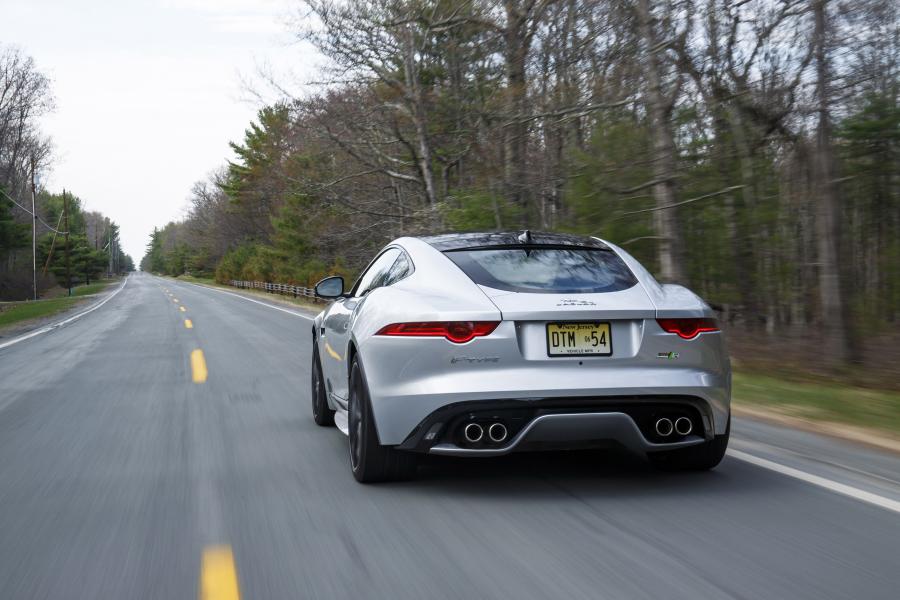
{"left": 0, "top": 277, "right": 129, "bottom": 351}
{"left": 185, "top": 319, "right": 193, "bottom": 329}
{"left": 173, "top": 298, "right": 179, "bottom": 303}
{"left": 191, "top": 349, "right": 208, "bottom": 383}
{"left": 180, "top": 306, "right": 187, "bottom": 312}
{"left": 729, "top": 449, "right": 900, "bottom": 515}
{"left": 180, "top": 281, "right": 314, "bottom": 320}
{"left": 200, "top": 545, "right": 240, "bottom": 600}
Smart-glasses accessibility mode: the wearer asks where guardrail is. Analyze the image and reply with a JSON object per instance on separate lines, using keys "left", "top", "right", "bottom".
{"left": 228, "top": 280, "right": 323, "bottom": 302}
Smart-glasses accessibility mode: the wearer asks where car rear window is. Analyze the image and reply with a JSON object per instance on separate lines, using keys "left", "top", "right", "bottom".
{"left": 445, "top": 248, "right": 638, "bottom": 294}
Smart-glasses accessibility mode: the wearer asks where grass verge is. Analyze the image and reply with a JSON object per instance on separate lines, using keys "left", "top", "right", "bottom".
{"left": 733, "top": 371, "right": 900, "bottom": 438}
{"left": 0, "top": 279, "right": 118, "bottom": 329}
{"left": 0, "top": 297, "right": 85, "bottom": 328}
{"left": 71, "top": 279, "right": 116, "bottom": 297}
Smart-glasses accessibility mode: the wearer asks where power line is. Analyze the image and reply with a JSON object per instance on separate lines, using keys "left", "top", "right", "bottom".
{"left": 0, "top": 185, "right": 69, "bottom": 235}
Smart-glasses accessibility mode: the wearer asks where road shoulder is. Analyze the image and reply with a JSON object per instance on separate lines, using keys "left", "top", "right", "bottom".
{"left": 733, "top": 403, "right": 900, "bottom": 455}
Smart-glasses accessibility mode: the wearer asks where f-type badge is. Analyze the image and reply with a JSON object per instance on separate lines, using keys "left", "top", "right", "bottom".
{"left": 451, "top": 356, "right": 500, "bottom": 364}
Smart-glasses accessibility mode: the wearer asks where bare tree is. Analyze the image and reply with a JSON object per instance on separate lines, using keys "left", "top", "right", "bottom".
{"left": 635, "top": 0, "right": 687, "bottom": 282}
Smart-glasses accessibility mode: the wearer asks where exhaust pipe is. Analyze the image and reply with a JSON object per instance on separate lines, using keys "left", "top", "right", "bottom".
{"left": 488, "top": 422, "right": 508, "bottom": 443}
{"left": 674, "top": 417, "right": 693, "bottom": 436}
{"left": 463, "top": 423, "right": 484, "bottom": 443}
{"left": 655, "top": 417, "right": 673, "bottom": 437}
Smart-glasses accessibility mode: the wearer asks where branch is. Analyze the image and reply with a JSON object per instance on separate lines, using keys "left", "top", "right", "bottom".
{"left": 619, "top": 235, "right": 667, "bottom": 246}
{"left": 614, "top": 185, "right": 745, "bottom": 219}
{"left": 617, "top": 176, "right": 680, "bottom": 194}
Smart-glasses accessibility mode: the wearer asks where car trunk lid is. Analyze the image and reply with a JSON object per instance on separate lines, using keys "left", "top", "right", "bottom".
{"left": 479, "top": 284, "right": 656, "bottom": 361}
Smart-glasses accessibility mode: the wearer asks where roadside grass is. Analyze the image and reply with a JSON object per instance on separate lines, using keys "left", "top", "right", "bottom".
{"left": 0, "top": 297, "right": 85, "bottom": 328}
{"left": 176, "top": 275, "right": 216, "bottom": 285}
{"left": 71, "top": 279, "right": 116, "bottom": 297}
{"left": 171, "top": 274, "right": 323, "bottom": 312}
{"left": 733, "top": 371, "right": 900, "bottom": 436}
{"left": 0, "top": 279, "right": 118, "bottom": 329}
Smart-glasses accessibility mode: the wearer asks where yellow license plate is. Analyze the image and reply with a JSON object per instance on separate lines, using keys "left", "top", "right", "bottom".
{"left": 546, "top": 322, "right": 612, "bottom": 356}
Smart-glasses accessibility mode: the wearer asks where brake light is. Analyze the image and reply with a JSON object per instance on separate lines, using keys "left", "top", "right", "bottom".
{"left": 656, "top": 318, "right": 719, "bottom": 340}
{"left": 376, "top": 321, "right": 499, "bottom": 343}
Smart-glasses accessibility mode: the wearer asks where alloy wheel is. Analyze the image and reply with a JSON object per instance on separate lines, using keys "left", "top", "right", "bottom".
{"left": 349, "top": 374, "right": 363, "bottom": 470}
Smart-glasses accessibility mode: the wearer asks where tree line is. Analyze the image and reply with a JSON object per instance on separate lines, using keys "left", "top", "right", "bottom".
{"left": 143, "top": 0, "right": 898, "bottom": 368}
{"left": 1, "top": 45, "right": 133, "bottom": 300}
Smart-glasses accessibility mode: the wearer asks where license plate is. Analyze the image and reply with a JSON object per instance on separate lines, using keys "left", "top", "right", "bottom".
{"left": 546, "top": 322, "right": 612, "bottom": 356}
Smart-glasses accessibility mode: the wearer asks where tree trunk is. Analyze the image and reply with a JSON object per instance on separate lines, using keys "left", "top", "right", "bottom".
{"left": 726, "top": 106, "right": 762, "bottom": 328}
{"left": 812, "top": 0, "right": 857, "bottom": 364}
{"left": 503, "top": 1, "right": 531, "bottom": 225}
{"left": 401, "top": 27, "right": 439, "bottom": 207}
{"left": 635, "top": 0, "right": 686, "bottom": 283}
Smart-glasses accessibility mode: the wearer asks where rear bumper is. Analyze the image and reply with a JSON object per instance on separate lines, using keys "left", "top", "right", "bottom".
{"left": 366, "top": 364, "right": 730, "bottom": 446}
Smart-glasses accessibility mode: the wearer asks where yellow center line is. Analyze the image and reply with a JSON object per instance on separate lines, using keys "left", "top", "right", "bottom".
{"left": 200, "top": 545, "right": 240, "bottom": 600}
{"left": 191, "top": 349, "right": 208, "bottom": 383}
{"left": 180, "top": 306, "right": 187, "bottom": 312}
{"left": 184, "top": 319, "right": 193, "bottom": 329}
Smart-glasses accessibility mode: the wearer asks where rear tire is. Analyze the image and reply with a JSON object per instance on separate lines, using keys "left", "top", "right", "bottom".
{"left": 649, "top": 416, "right": 730, "bottom": 471}
{"left": 348, "top": 356, "right": 418, "bottom": 483}
{"left": 311, "top": 343, "right": 334, "bottom": 427}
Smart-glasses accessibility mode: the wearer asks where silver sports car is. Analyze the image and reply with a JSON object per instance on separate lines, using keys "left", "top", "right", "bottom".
{"left": 311, "top": 231, "right": 730, "bottom": 482}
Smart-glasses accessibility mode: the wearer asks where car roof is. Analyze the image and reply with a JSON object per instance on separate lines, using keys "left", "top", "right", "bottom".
{"left": 417, "top": 231, "right": 610, "bottom": 251}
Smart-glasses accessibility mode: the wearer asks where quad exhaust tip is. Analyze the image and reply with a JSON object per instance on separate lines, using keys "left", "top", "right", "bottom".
{"left": 674, "top": 417, "right": 693, "bottom": 436}
{"left": 655, "top": 417, "right": 674, "bottom": 437}
{"left": 488, "top": 422, "right": 508, "bottom": 443}
{"left": 463, "top": 423, "right": 484, "bottom": 443}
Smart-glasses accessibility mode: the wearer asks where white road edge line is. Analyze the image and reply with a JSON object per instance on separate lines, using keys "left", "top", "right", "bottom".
{"left": 174, "top": 279, "right": 314, "bottom": 320}
{"left": 729, "top": 449, "right": 900, "bottom": 515}
{"left": 0, "top": 276, "right": 129, "bottom": 351}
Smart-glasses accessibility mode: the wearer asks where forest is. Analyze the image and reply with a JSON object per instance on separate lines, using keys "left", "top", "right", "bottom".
{"left": 141, "top": 0, "right": 899, "bottom": 378}
{"left": 0, "top": 46, "right": 133, "bottom": 301}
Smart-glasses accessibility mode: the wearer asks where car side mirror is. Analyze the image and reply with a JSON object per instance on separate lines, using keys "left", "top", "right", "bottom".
{"left": 315, "top": 276, "right": 345, "bottom": 299}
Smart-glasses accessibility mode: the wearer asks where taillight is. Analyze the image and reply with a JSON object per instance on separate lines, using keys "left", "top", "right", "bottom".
{"left": 375, "top": 321, "right": 499, "bottom": 343}
{"left": 656, "top": 318, "right": 719, "bottom": 340}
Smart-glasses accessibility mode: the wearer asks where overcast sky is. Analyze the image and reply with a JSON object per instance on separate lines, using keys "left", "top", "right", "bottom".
{"left": 1, "top": 0, "right": 312, "bottom": 262}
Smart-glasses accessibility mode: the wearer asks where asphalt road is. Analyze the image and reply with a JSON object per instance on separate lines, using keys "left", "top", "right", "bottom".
{"left": 1, "top": 272, "right": 898, "bottom": 599}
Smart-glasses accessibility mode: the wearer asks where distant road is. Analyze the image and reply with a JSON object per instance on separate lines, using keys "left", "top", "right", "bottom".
{"left": 1, "top": 272, "right": 898, "bottom": 599}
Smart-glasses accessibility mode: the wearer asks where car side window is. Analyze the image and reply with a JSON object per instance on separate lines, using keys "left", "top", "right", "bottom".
{"left": 383, "top": 250, "right": 412, "bottom": 286}
{"left": 353, "top": 248, "right": 401, "bottom": 298}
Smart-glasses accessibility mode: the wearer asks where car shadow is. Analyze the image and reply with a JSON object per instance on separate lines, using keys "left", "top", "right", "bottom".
{"left": 403, "top": 447, "right": 765, "bottom": 500}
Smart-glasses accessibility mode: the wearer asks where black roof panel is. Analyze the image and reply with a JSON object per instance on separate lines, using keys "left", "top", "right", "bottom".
{"left": 419, "top": 231, "right": 610, "bottom": 251}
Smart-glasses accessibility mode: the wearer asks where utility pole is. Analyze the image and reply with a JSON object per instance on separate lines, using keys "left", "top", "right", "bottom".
{"left": 30, "top": 156, "right": 37, "bottom": 301}
{"left": 108, "top": 226, "right": 113, "bottom": 278}
{"left": 63, "top": 189, "right": 72, "bottom": 296}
